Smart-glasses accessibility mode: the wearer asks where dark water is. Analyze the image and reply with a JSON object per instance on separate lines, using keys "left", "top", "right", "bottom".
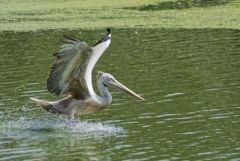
{"left": 126, "top": 0, "right": 229, "bottom": 11}
{"left": 0, "top": 28, "right": 240, "bottom": 160}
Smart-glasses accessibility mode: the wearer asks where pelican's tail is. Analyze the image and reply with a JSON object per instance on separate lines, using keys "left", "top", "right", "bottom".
{"left": 30, "top": 98, "right": 64, "bottom": 115}
{"left": 30, "top": 97, "right": 51, "bottom": 109}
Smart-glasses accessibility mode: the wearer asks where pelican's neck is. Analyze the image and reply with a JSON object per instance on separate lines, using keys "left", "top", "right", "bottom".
{"left": 97, "top": 79, "right": 112, "bottom": 105}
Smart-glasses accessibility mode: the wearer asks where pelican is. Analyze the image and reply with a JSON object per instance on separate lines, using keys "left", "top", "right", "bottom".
{"left": 30, "top": 29, "right": 144, "bottom": 119}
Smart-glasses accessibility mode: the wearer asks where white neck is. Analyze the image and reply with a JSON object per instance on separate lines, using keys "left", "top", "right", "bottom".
{"left": 97, "top": 79, "right": 112, "bottom": 105}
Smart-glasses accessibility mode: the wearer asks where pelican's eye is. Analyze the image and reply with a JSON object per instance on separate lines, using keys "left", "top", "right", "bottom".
{"left": 107, "top": 77, "right": 114, "bottom": 82}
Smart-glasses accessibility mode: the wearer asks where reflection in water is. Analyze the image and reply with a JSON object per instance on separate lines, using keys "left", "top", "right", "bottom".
{"left": 0, "top": 29, "right": 240, "bottom": 160}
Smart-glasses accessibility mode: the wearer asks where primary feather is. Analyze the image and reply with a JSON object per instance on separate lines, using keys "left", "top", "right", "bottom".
{"left": 47, "top": 35, "right": 92, "bottom": 98}
{"left": 47, "top": 30, "right": 111, "bottom": 99}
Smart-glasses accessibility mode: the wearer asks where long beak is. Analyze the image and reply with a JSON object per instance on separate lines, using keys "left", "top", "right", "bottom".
{"left": 109, "top": 79, "right": 145, "bottom": 100}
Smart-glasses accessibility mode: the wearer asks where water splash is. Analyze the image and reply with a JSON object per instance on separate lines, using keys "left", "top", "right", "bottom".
{"left": 0, "top": 117, "right": 124, "bottom": 139}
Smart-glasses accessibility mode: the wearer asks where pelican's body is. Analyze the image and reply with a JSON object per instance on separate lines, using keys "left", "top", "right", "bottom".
{"left": 31, "top": 29, "right": 144, "bottom": 119}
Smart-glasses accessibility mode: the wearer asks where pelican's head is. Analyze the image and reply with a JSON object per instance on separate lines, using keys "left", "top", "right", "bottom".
{"left": 97, "top": 71, "right": 144, "bottom": 100}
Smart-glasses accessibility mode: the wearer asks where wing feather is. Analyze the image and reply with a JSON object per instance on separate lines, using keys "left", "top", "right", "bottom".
{"left": 47, "top": 35, "right": 91, "bottom": 98}
{"left": 47, "top": 29, "right": 111, "bottom": 99}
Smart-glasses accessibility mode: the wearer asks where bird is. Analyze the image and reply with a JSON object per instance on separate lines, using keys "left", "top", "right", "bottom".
{"left": 30, "top": 28, "right": 144, "bottom": 119}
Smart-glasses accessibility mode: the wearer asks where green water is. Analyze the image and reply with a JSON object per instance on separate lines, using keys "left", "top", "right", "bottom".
{"left": 0, "top": 28, "right": 240, "bottom": 160}
{"left": 1, "top": 0, "right": 240, "bottom": 31}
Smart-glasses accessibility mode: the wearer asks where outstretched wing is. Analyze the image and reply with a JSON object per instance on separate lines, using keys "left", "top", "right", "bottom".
{"left": 47, "top": 35, "right": 92, "bottom": 98}
{"left": 47, "top": 29, "right": 111, "bottom": 99}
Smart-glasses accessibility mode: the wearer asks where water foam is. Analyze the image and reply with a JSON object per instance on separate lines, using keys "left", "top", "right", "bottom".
{"left": 1, "top": 117, "right": 124, "bottom": 139}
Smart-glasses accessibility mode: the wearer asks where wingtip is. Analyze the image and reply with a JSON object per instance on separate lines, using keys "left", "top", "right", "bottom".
{"left": 107, "top": 28, "right": 111, "bottom": 34}
{"left": 62, "top": 34, "right": 81, "bottom": 42}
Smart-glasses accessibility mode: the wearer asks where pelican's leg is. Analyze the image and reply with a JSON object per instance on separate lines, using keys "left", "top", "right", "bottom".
{"left": 69, "top": 109, "right": 75, "bottom": 120}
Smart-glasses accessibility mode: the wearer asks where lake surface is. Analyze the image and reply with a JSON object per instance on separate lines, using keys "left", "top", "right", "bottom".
{"left": 0, "top": 28, "right": 240, "bottom": 160}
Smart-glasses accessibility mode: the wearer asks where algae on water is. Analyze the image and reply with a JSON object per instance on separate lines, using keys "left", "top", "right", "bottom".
{"left": 0, "top": 0, "right": 239, "bottom": 31}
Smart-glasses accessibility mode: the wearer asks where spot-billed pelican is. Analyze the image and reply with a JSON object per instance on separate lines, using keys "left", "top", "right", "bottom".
{"left": 30, "top": 29, "right": 144, "bottom": 119}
